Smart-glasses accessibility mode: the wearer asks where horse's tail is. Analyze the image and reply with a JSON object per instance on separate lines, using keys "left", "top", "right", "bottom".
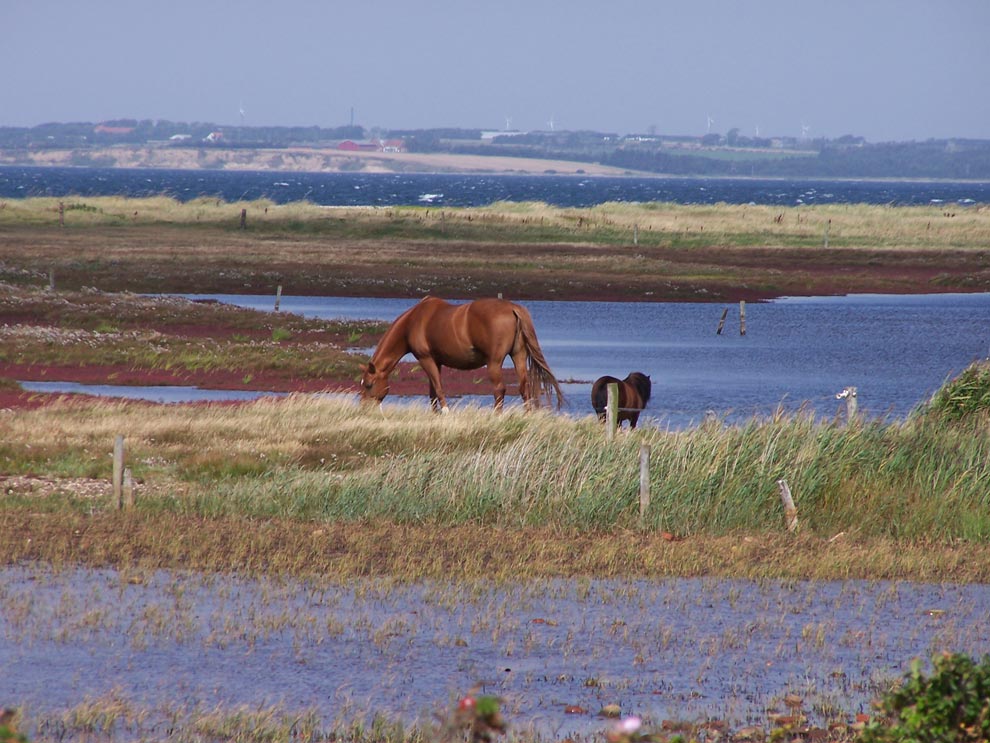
{"left": 513, "top": 307, "right": 565, "bottom": 409}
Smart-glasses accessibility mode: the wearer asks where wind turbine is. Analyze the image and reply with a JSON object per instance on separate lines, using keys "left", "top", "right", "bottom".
{"left": 706, "top": 114, "right": 715, "bottom": 133}
{"left": 801, "top": 122, "right": 811, "bottom": 139}
{"left": 239, "top": 102, "right": 247, "bottom": 126}
{"left": 547, "top": 114, "right": 556, "bottom": 132}
{"left": 504, "top": 115, "right": 513, "bottom": 131}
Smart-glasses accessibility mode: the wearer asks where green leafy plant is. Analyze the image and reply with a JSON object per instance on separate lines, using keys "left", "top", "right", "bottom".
{"left": 0, "top": 708, "right": 25, "bottom": 743}
{"left": 271, "top": 327, "right": 293, "bottom": 342}
{"left": 861, "top": 652, "right": 990, "bottom": 742}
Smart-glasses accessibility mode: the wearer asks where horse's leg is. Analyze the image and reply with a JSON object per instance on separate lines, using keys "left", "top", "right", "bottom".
{"left": 510, "top": 350, "right": 531, "bottom": 410}
{"left": 418, "top": 357, "right": 449, "bottom": 414}
{"left": 487, "top": 360, "right": 507, "bottom": 411}
{"left": 428, "top": 378, "right": 440, "bottom": 413}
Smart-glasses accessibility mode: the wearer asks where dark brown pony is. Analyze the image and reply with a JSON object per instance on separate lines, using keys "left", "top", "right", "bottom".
{"left": 591, "top": 372, "right": 652, "bottom": 429}
{"left": 360, "top": 297, "right": 564, "bottom": 412}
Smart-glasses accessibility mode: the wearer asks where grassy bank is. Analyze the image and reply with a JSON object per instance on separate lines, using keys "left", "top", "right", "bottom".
{"left": 3, "top": 387, "right": 990, "bottom": 582}
{"left": 0, "top": 284, "right": 380, "bottom": 389}
{"left": 2, "top": 196, "right": 989, "bottom": 299}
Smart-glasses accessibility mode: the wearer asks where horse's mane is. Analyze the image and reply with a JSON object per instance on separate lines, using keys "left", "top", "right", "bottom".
{"left": 626, "top": 372, "right": 652, "bottom": 405}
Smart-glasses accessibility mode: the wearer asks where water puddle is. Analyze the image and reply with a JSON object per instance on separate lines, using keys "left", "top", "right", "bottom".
{"left": 3, "top": 566, "right": 987, "bottom": 738}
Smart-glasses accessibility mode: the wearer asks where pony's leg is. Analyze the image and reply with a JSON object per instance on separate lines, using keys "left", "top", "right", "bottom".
{"left": 487, "top": 361, "right": 507, "bottom": 411}
{"left": 418, "top": 358, "right": 449, "bottom": 413}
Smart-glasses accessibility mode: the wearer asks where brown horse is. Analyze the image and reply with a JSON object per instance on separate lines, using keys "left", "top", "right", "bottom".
{"left": 360, "top": 297, "right": 564, "bottom": 412}
{"left": 591, "top": 372, "right": 652, "bottom": 429}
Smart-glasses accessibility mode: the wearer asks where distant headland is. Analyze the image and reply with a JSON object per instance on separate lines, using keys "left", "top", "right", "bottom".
{"left": 1, "top": 120, "right": 989, "bottom": 179}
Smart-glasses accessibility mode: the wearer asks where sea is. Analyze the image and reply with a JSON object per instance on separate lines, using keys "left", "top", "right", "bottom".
{"left": 1, "top": 164, "right": 989, "bottom": 207}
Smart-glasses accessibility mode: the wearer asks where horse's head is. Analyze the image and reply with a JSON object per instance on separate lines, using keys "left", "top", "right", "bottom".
{"left": 359, "top": 361, "right": 390, "bottom": 404}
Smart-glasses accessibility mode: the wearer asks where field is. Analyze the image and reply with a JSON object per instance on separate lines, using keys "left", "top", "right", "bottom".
{"left": 3, "top": 196, "right": 990, "bottom": 742}
{"left": 2, "top": 196, "right": 990, "bottom": 300}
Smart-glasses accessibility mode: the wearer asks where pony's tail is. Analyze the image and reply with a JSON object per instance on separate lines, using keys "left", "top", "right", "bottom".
{"left": 514, "top": 308, "right": 565, "bottom": 409}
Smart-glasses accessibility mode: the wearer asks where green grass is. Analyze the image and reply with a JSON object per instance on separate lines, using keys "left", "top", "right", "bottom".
{"left": 4, "top": 379, "right": 990, "bottom": 544}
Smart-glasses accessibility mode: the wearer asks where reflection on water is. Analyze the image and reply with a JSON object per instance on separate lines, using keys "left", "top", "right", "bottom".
{"left": 3, "top": 566, "right": 989, "bottom": 738}
{"left": 18, "top": 380, "right": 288, "bottom": 404}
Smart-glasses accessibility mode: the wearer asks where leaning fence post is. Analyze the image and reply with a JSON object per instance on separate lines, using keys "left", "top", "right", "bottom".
{"left": 606, "top": 383, "right": 619, "bottom": 441}
{"left": 113, "top": 435, "right": 125, "bottom": 509}
{"left": 777, "top": 478, "right": 798, "bottom": 532}
{"left": 716, "top": 307, "right": 728, "bottom": 335}
{"left": 639, "top": 445, "right": 651, "bottom": 520}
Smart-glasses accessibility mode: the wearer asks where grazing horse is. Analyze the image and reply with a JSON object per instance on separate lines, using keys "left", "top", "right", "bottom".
{"left": 360, "top": 296, "right": 564, "bottom": 412}
{"left": 591, "top": 372, "right": 652, "bottom": 429}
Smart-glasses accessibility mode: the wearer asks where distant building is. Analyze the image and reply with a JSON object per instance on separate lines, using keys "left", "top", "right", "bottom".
{"left": 204, "top": 131, "right": 224, "bottom": 143}
{"left": 94, "top": 124, "right": 135, "bottom": 135}
{"left": 337, "top": 139, "right": 395, "bottom": 152}
{"left": 169, "top": 134, "right": 192, "bottom": 141}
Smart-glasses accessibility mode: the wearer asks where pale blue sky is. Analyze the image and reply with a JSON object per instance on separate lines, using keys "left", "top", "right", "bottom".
{"left": 4, "top": 0, "right": 988, "bottom": 141}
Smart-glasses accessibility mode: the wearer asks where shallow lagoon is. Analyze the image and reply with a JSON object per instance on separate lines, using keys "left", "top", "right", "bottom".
{"left": 186, "top": 292, "right": 990, "bottom": 428}
{"left": 3, "top": 566, "right": 989, "bottom": 738}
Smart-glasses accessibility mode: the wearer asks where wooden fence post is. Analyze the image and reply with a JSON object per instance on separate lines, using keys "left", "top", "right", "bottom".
{"left": 633, "top": 224, "right": 639, "bottom": 245}
{"left": 113, "top": 435, "right": 125, "bottom": 509}
{"left": 122, "top": 467, "right": 135, "bottom": 510}
{"left": 639, "top": 445, "right": 651, "bottom": 520}
{"left": 606, "top": 382, "right": 618, "bottom": 441}
{"left": 274, "top": 284, "right": 282, "bottom": 312}
{"left": 48, "top": 268, "right": 55, "bottom": 292}
{"left": 837, "top": 386, "right": 858, "bottom": 423}
{"left": 240, "top": 208, "right": 247, "bottom": 229}
{"left": 739, "top": 300, "right": 747, "bottom": 336}
{"left": 58, "top": 201, "right": 65, "bottom": 227}
{"left": 777, "top": 479, "right": 798, "bottom": 532}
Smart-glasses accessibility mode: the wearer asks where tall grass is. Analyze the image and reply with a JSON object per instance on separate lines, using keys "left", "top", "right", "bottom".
{"left": 3, "top": 390, "right": 990, "bottom": 542}
{"left": 3, "top": 196, "right": 988, "bottom": 250}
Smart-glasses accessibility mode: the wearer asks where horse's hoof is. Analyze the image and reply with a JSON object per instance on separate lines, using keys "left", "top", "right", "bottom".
{"left": 441, "top": 406, "right": 450, "bottom": 415}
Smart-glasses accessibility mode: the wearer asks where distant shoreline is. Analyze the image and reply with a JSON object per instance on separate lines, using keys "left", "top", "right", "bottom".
{"left": 3, "top": 151, "right": 990, "bottom": 187}
{"left": 0, "top": 144, "right": 642, "bottom": 177}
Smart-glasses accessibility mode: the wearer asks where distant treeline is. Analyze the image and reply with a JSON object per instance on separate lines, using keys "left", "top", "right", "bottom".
{"left": 3, "top": 119, "right": 990, "bottom": 180}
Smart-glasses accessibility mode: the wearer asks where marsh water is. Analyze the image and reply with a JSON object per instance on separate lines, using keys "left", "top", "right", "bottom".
{"left": 3, "top": 565, "right": 989, "bottom": 739}
{"left": 186, "top": 292, "right": 990, "bottom": 428}
{"left": 23, "top": 292, "right": 990, "bottom": 428}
